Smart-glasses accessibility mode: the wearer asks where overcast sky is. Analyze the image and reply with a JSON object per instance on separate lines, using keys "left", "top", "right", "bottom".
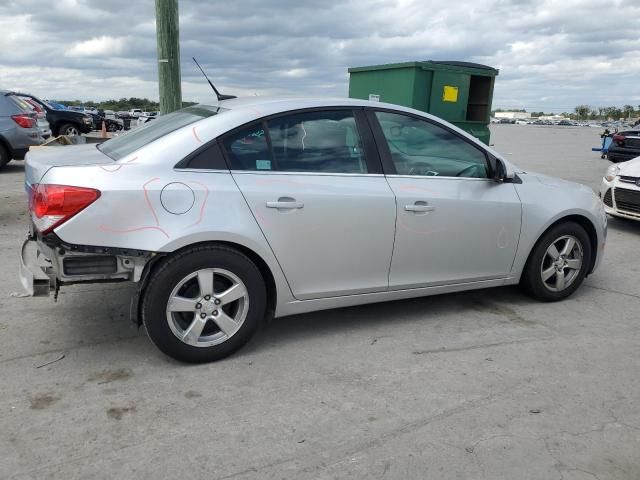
{"left": 0, "top": 0, "right": 638, "bottom": 112}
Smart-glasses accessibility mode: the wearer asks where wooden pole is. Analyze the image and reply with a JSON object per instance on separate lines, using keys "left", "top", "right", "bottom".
{"left": 155, "top": 0, "right": 182, "bottom": 114}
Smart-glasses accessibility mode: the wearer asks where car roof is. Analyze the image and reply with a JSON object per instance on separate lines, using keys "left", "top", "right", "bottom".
{"left": 212, "top": 96, "right": 381, "bottom": 111}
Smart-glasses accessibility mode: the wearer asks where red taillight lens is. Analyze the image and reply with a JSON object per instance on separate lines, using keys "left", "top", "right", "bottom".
{"left": 30, "top": 184, "right": 100, "bottom": 233}
{"left": 613, "top": 134, "right": 626, "bottom": 145}
{"left": 11, "top": 114, "right": 36, "bottom": 128}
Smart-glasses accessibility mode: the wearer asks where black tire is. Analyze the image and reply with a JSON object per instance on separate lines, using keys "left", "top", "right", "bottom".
{"left": 107, "top": 122, "right": 119, "bottom": 132}
{"left": 142, "top": 245, "right": 267, "bottom": 363}
{"left": 57, "top": 123, "right": 79, "bottom": 136}
{"left": 0, "top": 144, "right": 9, "bottom": 169}
{"left": 520, "top": 222, "right": 592, "bottom": 302}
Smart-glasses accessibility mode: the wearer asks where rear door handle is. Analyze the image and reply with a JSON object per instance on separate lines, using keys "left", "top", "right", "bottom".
{"left": 405, "top": 201, "right": 434, "bottom": 213}
{"left": 266, "top": 197, "right": 304, "bottom": 209}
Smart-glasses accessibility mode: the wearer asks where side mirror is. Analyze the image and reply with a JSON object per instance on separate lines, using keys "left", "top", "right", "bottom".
{"left": 487, "top": 154, "right": 514, "bottom": 182}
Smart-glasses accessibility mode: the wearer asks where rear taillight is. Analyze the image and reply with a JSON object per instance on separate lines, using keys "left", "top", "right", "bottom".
{"left": 11, "top": 114, "right": 36, "bottom": 128}
{"left": 613, "top": 134, "right": 626, "bottom": 146}
{"left": 29, "top": 184, "right": 101, "bottom": 234}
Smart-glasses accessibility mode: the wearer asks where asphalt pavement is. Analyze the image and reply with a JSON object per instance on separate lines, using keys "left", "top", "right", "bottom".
{"left": 1, "top": 124, "right": 639, "bottom": 479}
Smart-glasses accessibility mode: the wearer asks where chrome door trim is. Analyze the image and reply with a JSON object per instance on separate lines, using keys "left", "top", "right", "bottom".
{"left": 230, "top": 170, "right": 386, "bottom": 178}
{"left": 385, "top": 174, "right": 494, "bottom": 182}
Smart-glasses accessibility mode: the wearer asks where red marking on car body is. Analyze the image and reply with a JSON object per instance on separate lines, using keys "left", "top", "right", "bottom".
{"left": 98, "top": 224, "right": 170, "bottom": 239}
{"left": 187, "top": 180, "right": 209, "bottom": 227}
{"left": 143, "top": 177, "right": 161, "bottom": 226}
{"left": 98, "top": 156, "right": 138, "bottom": 173}
{"left": 192, "top": 127, "right": 203, "bottom": 143}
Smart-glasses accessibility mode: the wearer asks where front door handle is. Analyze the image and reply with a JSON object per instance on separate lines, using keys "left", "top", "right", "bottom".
{"left": 266, "top": 197, "right": 304, "bottom": 210}
{"left": 405, "top": 201, "right": 434, "bottom": 213}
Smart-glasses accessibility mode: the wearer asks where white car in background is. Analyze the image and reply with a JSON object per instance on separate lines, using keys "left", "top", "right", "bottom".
{"left": 137, "top": 111, "right": 158, "bottom": 126}
{"left": 601, "top": 158, "right": 640, "bottom": 221}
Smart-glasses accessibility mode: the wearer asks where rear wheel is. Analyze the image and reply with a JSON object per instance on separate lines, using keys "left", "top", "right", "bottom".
{"left": 0, "top": 144, "right": 8, "bottom": 169}
{"left": 142, "top": 245, "right": 267, "bottom": 363}
{"left": 520, "top": 222, "right": 591, "bottom": 301}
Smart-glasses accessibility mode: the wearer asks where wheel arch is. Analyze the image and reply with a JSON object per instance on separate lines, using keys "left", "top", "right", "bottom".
{"left": 133, "top": 240, "right": 278, "bottom": 326}
{"left": 526, "top": 214, "right": 599, "bottom": 276}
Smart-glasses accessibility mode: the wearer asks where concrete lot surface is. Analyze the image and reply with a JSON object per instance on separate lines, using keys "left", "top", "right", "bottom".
{"left": 1, "top": 125, "right": 639, "bottom": 479}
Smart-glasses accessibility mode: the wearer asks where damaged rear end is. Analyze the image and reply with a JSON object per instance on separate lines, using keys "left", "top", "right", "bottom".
{"left": 19, "top": 145, "right": 153, "bottom": 297}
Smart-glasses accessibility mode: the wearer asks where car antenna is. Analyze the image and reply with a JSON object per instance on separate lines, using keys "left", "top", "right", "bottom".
{"left": 192, "top": 57, "right": 236, "bottom": 101}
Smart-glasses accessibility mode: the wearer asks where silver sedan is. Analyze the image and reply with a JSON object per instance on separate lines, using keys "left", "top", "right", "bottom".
{"left": 19, "top": 97, "right": 607, "bottom": 362}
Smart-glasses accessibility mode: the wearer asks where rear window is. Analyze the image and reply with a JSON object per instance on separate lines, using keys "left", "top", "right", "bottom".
{"left": 98, "top": 106, "right": 223, "bottom": 161}
{"left": 6, "top": 95, "right": 33, "bottom": 114}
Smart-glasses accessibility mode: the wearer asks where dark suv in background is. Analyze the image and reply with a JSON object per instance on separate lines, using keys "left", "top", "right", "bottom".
{"left": 608, "top": 130, "right": 640, "bottom": 163}
{"left": 0, "top": 91, "right": 44, "bottom": 169}
{"left": 12, "top": 93, "right": 93, "bottom": 137}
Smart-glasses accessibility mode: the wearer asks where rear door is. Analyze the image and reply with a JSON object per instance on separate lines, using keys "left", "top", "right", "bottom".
{"left": 223, "top": 108, "right": 397, "bottom": 300}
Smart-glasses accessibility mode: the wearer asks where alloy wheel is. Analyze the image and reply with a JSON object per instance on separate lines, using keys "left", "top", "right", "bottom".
{"left": 165, "top": 268, "right": 249, "bottom": 347}
{"left": 540, "top": 235, "right": 583, "bottom": 292}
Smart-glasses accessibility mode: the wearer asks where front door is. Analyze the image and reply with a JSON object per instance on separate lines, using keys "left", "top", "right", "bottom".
{"left": 222, "top": 109, "right": 396, "bottom": 300}
{"left": 370, "top": 110, "right": 522, "bottom": 289}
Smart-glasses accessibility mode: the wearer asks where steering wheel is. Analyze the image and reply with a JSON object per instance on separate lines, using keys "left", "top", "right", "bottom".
{"left": 408, "top": 162, "right": 435, "bottom": 176}
{"left": 456, "top": 164, "right": 484, "bottom": 178}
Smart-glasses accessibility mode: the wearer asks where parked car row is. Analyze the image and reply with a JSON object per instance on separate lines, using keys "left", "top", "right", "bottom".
{"left": 14, "top": 93, "right": 93, "bottom": 137}
{"left": 0, "top": 90, "right": 138, "bottom": 168}
{"left": 492, "top": 118, "right": 638, "bottom": 128}
{"left": 0, "top": 90, "right": 47, "bottom": 169}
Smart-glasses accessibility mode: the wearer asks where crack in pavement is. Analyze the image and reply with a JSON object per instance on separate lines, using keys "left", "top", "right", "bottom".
{"left": 583, "top": 284, "right": 640, "bottom": 300}
{"left": 411, "top": 336, "right": 552, "bottom": 355}
{"left": 0, "top": 334, "right": 142, "bottom": 366}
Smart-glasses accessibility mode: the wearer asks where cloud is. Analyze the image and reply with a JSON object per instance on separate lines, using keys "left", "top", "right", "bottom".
{"left": 65, "top": 36, "right": 127, "bottom": 57}
{"left": 0, "top": 0, "right": 638, "bottom": 112}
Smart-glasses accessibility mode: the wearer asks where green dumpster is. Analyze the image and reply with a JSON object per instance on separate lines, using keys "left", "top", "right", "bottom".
{"left": 348, "top": 61, "right": 498, "bottom": 145}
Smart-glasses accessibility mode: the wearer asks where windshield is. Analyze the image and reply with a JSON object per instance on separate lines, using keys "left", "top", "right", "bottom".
{"left": 98, "top": 105, "right": 222, "bottom": 161}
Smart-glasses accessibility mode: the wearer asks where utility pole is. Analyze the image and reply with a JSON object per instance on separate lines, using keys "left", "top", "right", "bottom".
{"left": 155, "top": 0, "right": 182, "bottom": 114}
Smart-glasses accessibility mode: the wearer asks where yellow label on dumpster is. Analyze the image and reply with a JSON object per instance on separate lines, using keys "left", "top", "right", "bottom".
{"left": 442, "top": 85, "right": 459, "bottom": 103}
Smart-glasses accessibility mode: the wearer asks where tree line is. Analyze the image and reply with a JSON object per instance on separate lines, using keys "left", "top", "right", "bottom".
{"left": 571, "top": 105, "right": 639, "bottom": 121}
{"left": 51, "top": 97, "right": 197, "bottom": 112}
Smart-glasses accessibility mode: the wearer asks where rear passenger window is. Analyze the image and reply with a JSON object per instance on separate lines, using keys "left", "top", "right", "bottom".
{"left": 223, "top": 123, "right": 272, "bottom": 171}
{"left": 222, "top": 110, "right": 368, "bottom": 174}
{"left": 267, "top": 111, "right": 367, "bottom": 173}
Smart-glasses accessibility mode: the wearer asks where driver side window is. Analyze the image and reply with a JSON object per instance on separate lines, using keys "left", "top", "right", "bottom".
{"left": 374, "top": 111, "right": 488, "bottom": 178}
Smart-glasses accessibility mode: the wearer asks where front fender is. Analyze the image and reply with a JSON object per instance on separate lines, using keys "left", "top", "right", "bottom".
{"left": 512, "top": 175, "right": 606, "bottom": 278}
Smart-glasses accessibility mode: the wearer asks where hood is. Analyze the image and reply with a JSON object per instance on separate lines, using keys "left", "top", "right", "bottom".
{"left": 25, "top": 143, "right": 113, "bottom": 186}
{"left": 617, "top": 157, "right": 640, "bottom": 176}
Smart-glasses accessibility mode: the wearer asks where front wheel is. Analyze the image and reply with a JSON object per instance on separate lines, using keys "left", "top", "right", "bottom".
{"left": 142, "top": 245, "right": 267, "bottom": 363}
{"left": 520, "top": 222, "right": 591, "bottom": 301}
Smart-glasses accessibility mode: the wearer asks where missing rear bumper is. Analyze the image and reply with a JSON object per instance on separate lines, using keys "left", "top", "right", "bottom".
{"left": 19, "top": 238, "right": 56, "bottom": 296}
{"left": 18, "top": 235, "right": 155, "bottom": 298}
